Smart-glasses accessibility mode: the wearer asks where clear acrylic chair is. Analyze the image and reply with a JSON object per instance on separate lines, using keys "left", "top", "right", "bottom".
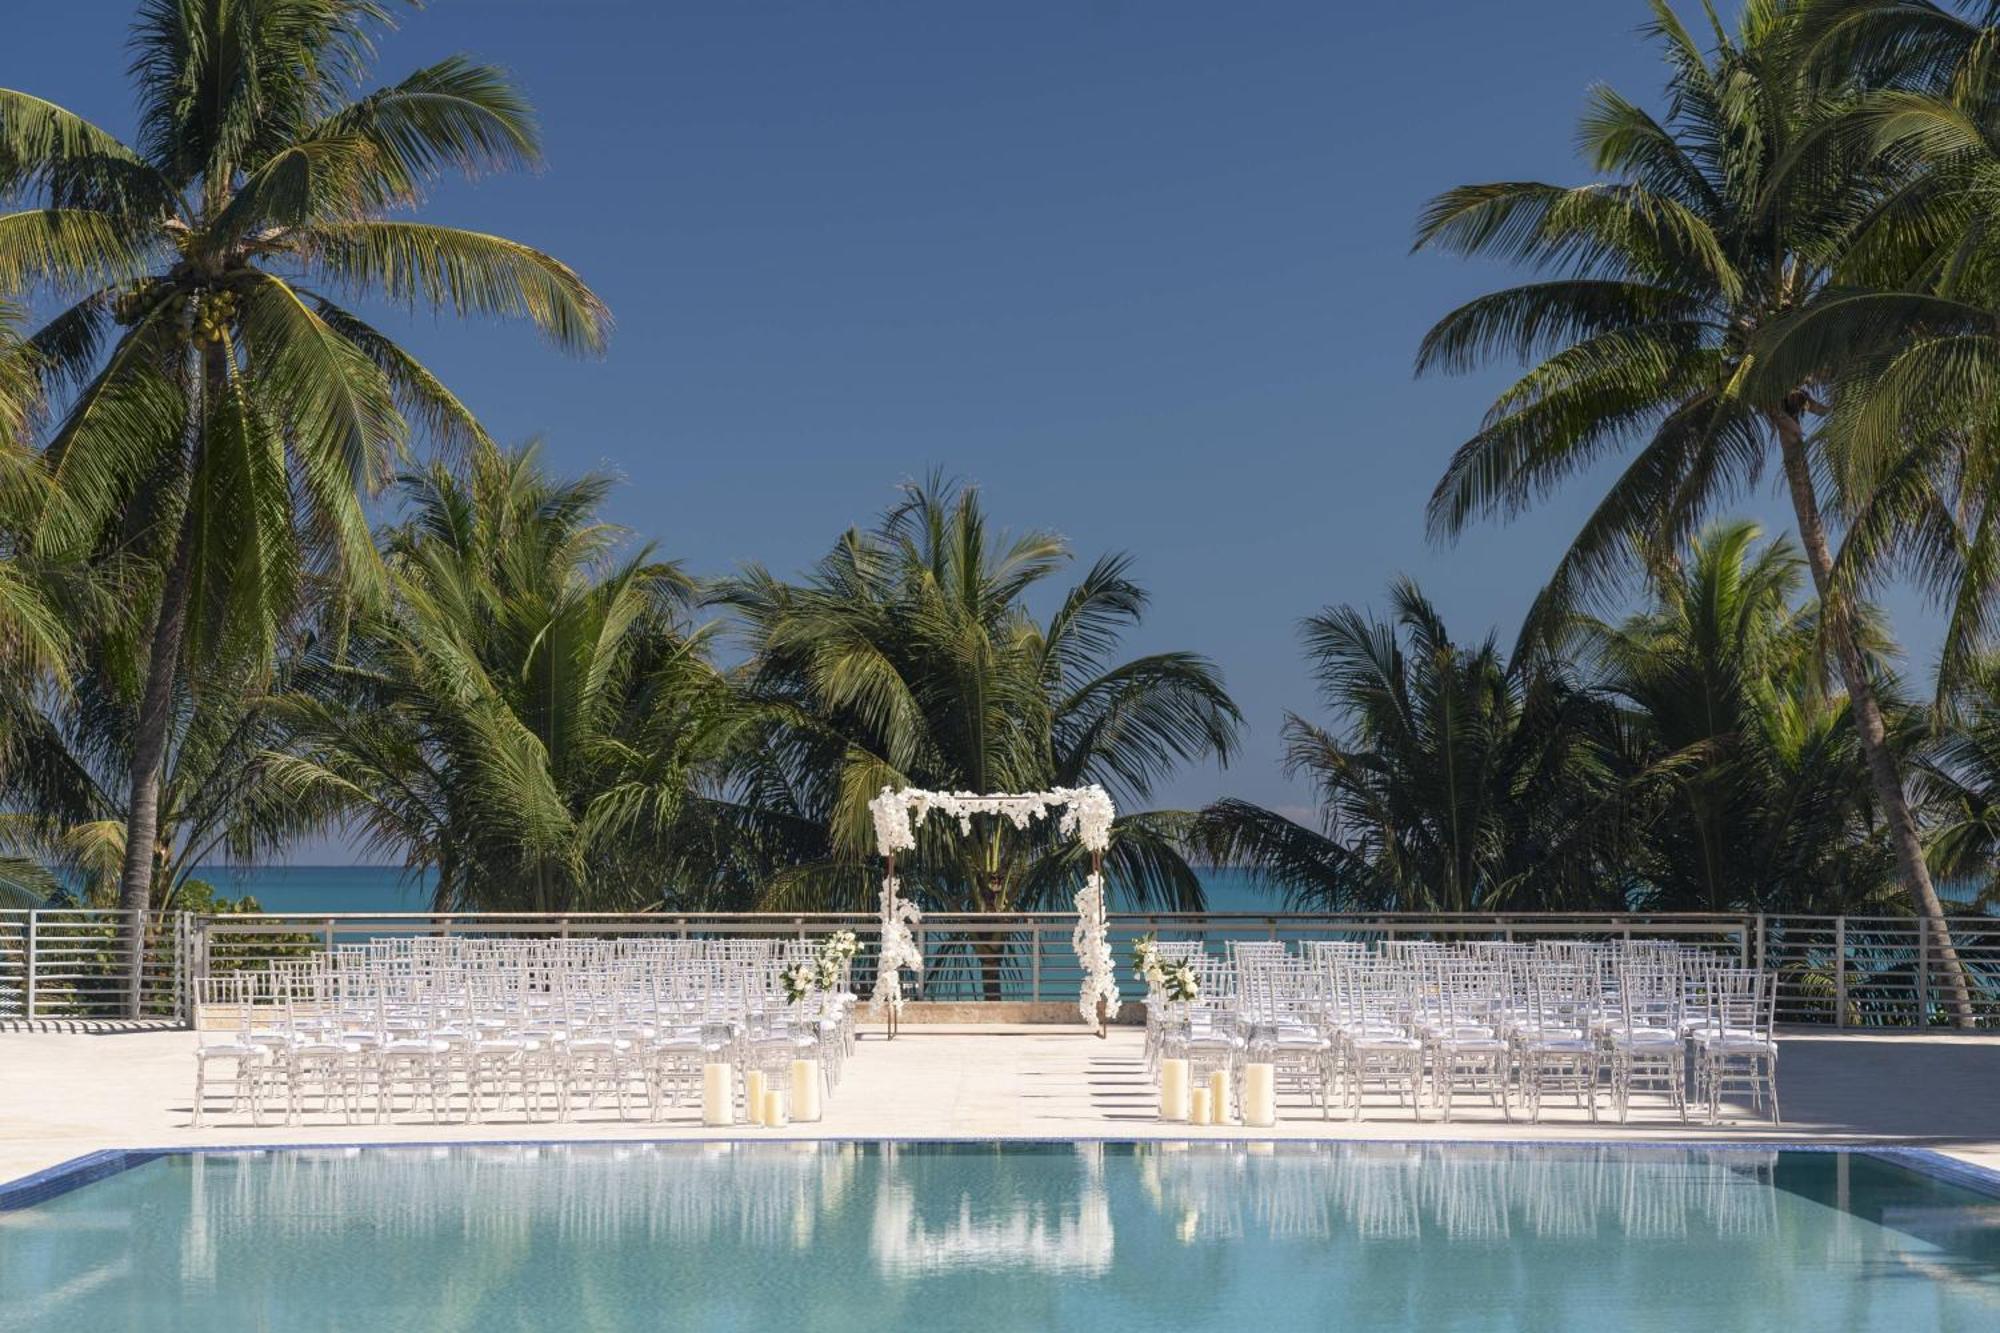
{"left": 1693, "top": 968, "right": 1779, "bottom": 1123}
{"left": 1515, "top": 963, "right": 1599, "bottom": 1123}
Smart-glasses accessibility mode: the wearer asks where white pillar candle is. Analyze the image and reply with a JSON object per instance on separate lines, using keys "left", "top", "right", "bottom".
{"left": 1243, "top": 1062, "right": 1276, "bottom": 1128}
{"left": 1209, "top": 1069, "right": 1231, "bottom": 1124}
{"left": 790, "top": 1058, "right": 822, "bottom": 1122}
{"left": 763, "top": 1087, "right": 788, "bottom": 1128}
{"left": 1159, "top": 1058, "right": 1190, "bottom": 1122}
{"left": 702, "top": 1063, "right": 735, "bottom": 1126}
{"left": 1189, "top": 1086, "right": 1212, "bottom": 1127}
{"left": 745, "top": 1069, "right": 766, "bottom": 1126}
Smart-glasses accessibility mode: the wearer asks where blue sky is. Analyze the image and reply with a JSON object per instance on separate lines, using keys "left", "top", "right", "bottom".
{"left": 14, "top": 2, "right": 1911, "bottom": 857}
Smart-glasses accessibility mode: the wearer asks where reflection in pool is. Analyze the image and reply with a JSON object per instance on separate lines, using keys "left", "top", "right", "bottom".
{"left": 2, "top": 1142, "right": 1996, "bottom": 1330}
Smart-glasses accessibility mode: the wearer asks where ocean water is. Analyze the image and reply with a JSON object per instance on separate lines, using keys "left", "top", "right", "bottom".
{"left": 191, "top": 865, "right": 1284, "bottom": 915}
{"left": 3, "top": 1143, "right": 1996, "bottom": 1331}
{"left": 196, "top": 864, "right": 437, "bottom": 915}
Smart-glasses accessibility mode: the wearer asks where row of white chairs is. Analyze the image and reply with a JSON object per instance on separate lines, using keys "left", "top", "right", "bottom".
{"left": 1146, "top": 939, "right": 1780, "bottom": 1124}
{"left": 192, "top": 938, "right": 856, "bottom": 1127}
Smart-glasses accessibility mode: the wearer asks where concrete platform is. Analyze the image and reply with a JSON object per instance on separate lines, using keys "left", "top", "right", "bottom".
{"left": 2, "top": 1024, "right": 1996, "bottom": 1188}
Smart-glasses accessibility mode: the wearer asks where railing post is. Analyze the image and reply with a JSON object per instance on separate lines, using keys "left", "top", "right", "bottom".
{"left": 1916, "top": 915, "right": 1930, "bottom": 1028}
{"left": 1753, "top": 914, "right": 1766, "bottom": 972}
{"left": 1834, "top": 916, "right": 1847, "bottom": 1031}
{"left": 172, "top": 912, "right": 185, "bottom": 1024}
{"left": 23, "top": 911, "right": 36, "bottom": 1018}
{"left": 1031, "top": 922, "right": 1042, "bottom": 1002}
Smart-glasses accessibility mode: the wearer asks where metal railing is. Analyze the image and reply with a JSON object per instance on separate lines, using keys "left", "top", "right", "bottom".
{"left": 0, "top": 910, "right": 187, "bottom": 1021}
{"left": 5, "top": 908, "right": 1996, "bottom": 1028}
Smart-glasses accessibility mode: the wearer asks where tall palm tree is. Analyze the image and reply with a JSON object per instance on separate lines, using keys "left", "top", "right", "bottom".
{"left": 0, "top": 1, "right": 606, "bottom": 1007}
{"left": 1586, "top": 520, "right": 1905, "bottom": 911}
{"left": 0, "top": 302, "right": 76, "bottom": 906}
{"left": 0, "top": 652, "right": 333, "bottom": 911}
{"left": 267, "top": 444, "right": 747, "bottom": 912}
{"left": 1197, "top": 579, "right": 1628, "bottom": 912}
{"left": 716, "top": 478, "right": 1242, "bottom": 936}
{"left": 1917, "top": 656, "right": 2000, "bottom": 909}
{"left": 0, "top": 299, "right": 67, "bottom": 694}
{"left": 1412, "top": 0, "right": 1974, "bottom": 1018}
{"left": 1745, "top": 2, "right": 2000, "bottom": 699}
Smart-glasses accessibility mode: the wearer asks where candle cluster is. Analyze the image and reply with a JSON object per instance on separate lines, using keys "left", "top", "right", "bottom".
{"left": 1158, "top": 1059, "right": 1277, "bottom": 1128}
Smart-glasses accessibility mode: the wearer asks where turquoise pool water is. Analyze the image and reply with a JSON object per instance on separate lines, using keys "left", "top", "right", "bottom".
{"left": 2, "top": 1144, "right": 1995, "bottom": 1330}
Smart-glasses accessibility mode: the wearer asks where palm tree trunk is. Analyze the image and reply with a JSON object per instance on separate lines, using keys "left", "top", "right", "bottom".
{"left": 1773, "top": 410, "right": 1976, "bottom": 1028}
{"left": 976, "top": 871, "right": 1006, "bottom": 1003}
{"left": 116, "top": 511, "right": 196, "bottom": 1017}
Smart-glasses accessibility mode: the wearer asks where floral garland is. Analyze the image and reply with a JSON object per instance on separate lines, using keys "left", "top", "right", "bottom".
{"left": 866, "top": 785, "right": 1120, "bottom": 1024}
{"left": 1071, "top": 871, "right": 1121, "bottom": 1024}
{"left": 871, "top": 874, "right": 925, "bottom": 1013}
{"left": 866, "top": 786, "right": 1115, "bottom": 855}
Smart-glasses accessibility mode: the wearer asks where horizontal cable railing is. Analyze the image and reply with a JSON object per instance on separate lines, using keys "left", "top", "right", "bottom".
{"left": 7, "top": 908, "right": 1994, "bottom": 1027}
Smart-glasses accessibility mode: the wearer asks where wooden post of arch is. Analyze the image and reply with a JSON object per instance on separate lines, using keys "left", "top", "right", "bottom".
{"left": 1092, "top": 848, "right": 1108, "bottom": 1039}
{"left": 883, "top": 851, "right": 899, "bottom": 1042}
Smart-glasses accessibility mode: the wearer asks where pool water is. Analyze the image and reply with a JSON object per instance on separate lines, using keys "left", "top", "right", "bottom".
{"left": 2, "top": 1143, "right": 1996, "bottom": 1330}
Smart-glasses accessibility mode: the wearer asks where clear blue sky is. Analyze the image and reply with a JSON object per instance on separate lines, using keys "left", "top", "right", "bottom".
{"left": 14, "top": 2, "right": 1922, "bottom": 858}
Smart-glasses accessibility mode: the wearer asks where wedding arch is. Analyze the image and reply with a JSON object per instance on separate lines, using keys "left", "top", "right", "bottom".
{"left": 866, "top": 785, "right": 1121, "bottom": 1036}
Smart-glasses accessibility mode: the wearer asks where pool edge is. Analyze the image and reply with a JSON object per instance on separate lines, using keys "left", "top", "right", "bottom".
{"left": 6, "top": 1136, "right": 1999, "bottom": 1211}
{"left": 0, "top": 1149, "right": 166, "bottom": 1211}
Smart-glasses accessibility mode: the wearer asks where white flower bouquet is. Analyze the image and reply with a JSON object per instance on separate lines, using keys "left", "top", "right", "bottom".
{"left": 1159, "top": 961, "right": 1200, "bottom": 1003}
{"left": 1131, "top": 934, "right": 1165, "bottom": 990}
{"left": 781, "top": 962, "right": 820, "bottom": 1004}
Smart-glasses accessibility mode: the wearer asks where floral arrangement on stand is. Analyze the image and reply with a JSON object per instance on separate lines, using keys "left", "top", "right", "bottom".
{"left": 1131, "top": 934, "right": 1164, "bottom": 992}
{"left": 1159, "top": 960, "right": 1200, "bottom": 1003}
{"left": 781, "top": 961, "right": 821, "bottom": 1005}
{"left": 819, "top": 929, "right": 859, "bottom": 977}
{"left": 785, "top": 930, "right": 866, "bottom": 1004}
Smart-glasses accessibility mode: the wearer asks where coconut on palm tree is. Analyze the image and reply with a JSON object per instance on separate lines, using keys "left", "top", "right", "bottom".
{"left": 716, "top": 478, "right": 1242, "bottom": 977}
{"left": 1411, "top": 0, "right": 1975, "bottom": 1020}
{"left": 0, "top": 0, "right": 606, "bottom": 1008}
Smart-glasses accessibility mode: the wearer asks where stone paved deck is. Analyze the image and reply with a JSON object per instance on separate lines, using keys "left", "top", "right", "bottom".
{"left": 3, "top": 1024, "right": 1996, "bottom": 1187}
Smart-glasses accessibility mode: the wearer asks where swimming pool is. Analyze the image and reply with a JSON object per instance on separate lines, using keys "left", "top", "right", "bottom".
{"left": 1, "top": 1143, "right": 1995, "bottom": 1330}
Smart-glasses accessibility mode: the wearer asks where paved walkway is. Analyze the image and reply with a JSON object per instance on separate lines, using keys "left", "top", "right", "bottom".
{"left": 3, "top": 1024, "right": 1996, "bottom": 1186}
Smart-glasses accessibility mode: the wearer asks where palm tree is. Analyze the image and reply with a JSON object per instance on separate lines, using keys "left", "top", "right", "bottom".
{"left": 1411, "top": 0, "right": 1974, "bottom": 1019}
{"left": 267, "top": 444, "right": 747, "bottom": 913}
{"left": 1917, "top": 658, "right": 2000, "bottom": 909}
{"left": 1744, "top": 2, "right": 2000, "bottom": 702}
{"left": 716, "top": 477, "right": 1240, "bottom": 996}
{"left": 0, "top": 302, "right": 75, "bottom": 907}
{"left": 0, "top": 1, "right": 606, "bottom": 1007}
{"left": 0, "top": 653, "right": 332, "bottom": 911}
{"left": 1585, "top": 520, "right": 1905, "bottom": 912}
{"left": 1197, "top": 579, "right": 1628, "bottom": 912}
